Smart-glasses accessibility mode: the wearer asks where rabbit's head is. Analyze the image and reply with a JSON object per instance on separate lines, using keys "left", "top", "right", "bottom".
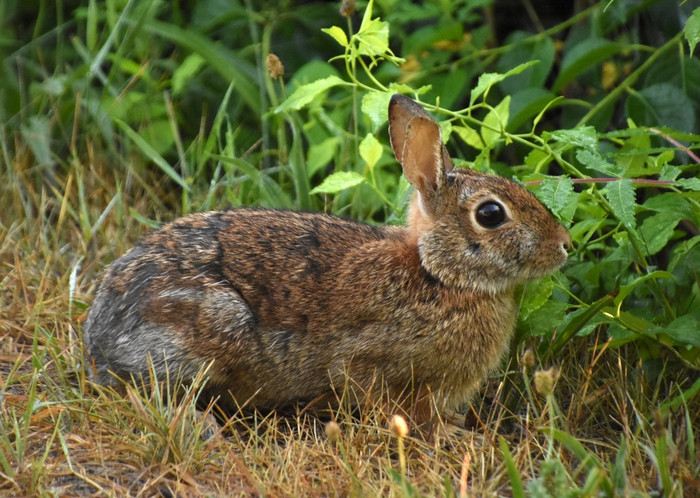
{"left": 389, "top": 94, "right": 570, "bottom": 294}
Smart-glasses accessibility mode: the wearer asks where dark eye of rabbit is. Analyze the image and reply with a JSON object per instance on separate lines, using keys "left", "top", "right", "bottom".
{"left": 476, "top": 201, "right": 506, "bottom": 228}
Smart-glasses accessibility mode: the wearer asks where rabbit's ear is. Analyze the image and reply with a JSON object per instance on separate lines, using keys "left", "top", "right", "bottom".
{"left": 389, "top": 94, "right": 453, "bottom": 200}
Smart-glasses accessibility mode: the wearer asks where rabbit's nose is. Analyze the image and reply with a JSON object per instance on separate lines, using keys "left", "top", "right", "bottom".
{"left": 560, "top": 231, "right": 571, "bottom": 253}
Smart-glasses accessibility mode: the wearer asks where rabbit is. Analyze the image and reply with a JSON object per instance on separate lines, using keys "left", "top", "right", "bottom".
{"left": 83, "top": 94, "right": 571, "bottom": 429}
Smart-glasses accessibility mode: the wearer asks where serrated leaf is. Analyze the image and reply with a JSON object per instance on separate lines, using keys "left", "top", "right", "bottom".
{"left": 537, "top": 177, "right": 575, "bottom": 221}
{"left": 453, "top": 125, "right": 484, "bottom": 150}
{"left": 685, "top": 7, "right": 700, "bottom": 56}
{"left": 576, "top": 149, "right": 621, "bottom": 176}
{"left": 548, "top": 126, "right": 598, "bottom": 150}
{"left": 676, "top": 178, "right": 700, "bottom": 191}
{"left": 359, "top": 134, "right": 383, "bottom": 170}
{"left": 361, "top": 91, "right": 392, "bottom": 131}
{"left": 520, "top": 276, "right": 555, "bottom": 320}
{"left": 469, "top": 60, "right": 539, "bottom": 106}
{"left": 604, "top": 179, "right": 636, "bottom": 229}
{"left": 322, "top": 26, "right": 348, "bottom": 47}
{"left": 481, "top": 96, "right": 510, "bottom": 147}
{"left": 275, "top": 75, "right": 347, "bottom": 113}
{"left": 310, "top": 171, "right": 366, "bottom": 195}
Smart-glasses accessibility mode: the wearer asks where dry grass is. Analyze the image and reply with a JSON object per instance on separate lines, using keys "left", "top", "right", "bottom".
{"left": 1, "top": 144, "right": 698, "bottom": 497}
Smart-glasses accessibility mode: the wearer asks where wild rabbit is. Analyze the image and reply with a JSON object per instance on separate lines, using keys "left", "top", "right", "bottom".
{"left": 83, "top": 94, "right": 570, "bottom": 429}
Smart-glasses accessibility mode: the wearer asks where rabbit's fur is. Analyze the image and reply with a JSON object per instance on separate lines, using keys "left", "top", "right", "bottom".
{"left": 83, "top": 94, "right": 570, "bottom": 426}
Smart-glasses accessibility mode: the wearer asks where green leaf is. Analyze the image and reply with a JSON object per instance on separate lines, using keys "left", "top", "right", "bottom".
{"left": 307, "top": 137, "right": 340, "bottom": 177}
{"left": 361, "top": 91, "right": 392, "bottom": 131}
{"left": 576, "top": 149, "right": 621, "bottom": 177}
{"left": 684, "top": 7, "right": 700, "bottom": 56}
{"left": 359, "top": 134, "right": 383, "bottom": 170}
{"left": 663, "top": 315, "right": 700, "bottom": 348}
{"left": 481, "top": 96, "right": 510, "bottom": 147}
{"left": 322, "top": 26, "right": 348, "bottom": 47}
{"left": 520, "top": 277, "right": 555, "bottom": 320}
{"left": 276, "top": 76, "right": 347, "bottom": 113}
{"left": 310, "top": 171, "right": 366, "bottom": 195}
{"left": 172, "top": 53, "right": 205, "bottom": 95}
{"left": 507, "top": 88, "right": 557, "bottom": 132}
{"left": 537, "top": 177, "right": 575, "bottom": 221}
{"left": 469, "top": 61, "right": 539, "bottom": 106}
{"left": 676, "top": 178, "right": 700, "bottom": 191}
{"left": 603, "top": 179, "right": 636, "bottom": 229}
{"left": 639, "top": 211, "right": 683, "bottom": 255}
{"left": 548, "top": 126, "right": 598, "bottom": 150}
{"left": 614, "top": 271, "right": 674, "bottom": 308}
{"left": 453, "top": 125, "right": 484, "bottom": 150}
{"left": 626, "top": 83, "right": 696, "bottom": 133}
{"left": 553, "top": 39, "right": 623, "bottom": 92}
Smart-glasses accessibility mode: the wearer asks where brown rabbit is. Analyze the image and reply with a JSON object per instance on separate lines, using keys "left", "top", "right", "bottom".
{"left": 83, "top": 94, "right": 570, "bottom": 428}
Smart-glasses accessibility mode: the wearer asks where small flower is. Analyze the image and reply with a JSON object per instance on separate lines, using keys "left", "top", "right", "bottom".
{"left": 325, "top": 420, "right": 341, "bottom": 442}
{"left": 390, "top": 414, "right": 409, "bottom": 438}
{"left": 266, "top": 53, "right": 284, "bottom": 79}
{"left": 339, "top": 0, "right": 356, "bottom": 17}
{"left": 521, "top": 349, "right": 536, "bottom": 370}
{"left": 534, "top": 366, "right": 560, "bottom": 396}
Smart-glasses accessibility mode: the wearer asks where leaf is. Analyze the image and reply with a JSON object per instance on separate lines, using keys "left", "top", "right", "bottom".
{"left": 497, "top": 32, "right": 555, "bottom": 94}
{"left": 453, "top": 125, "right": 484, "bottom": 150}
{"left": 275, "top": 76, "right": 347, "bottom": 113}
{"left": 307, "top": 137, "right": 340, "bottom": 177}
{"left": 626, "top": 83, "right": 696, "bottom": 133}
{"left": 359, "top": 134, "right": 383, "bottom": 170}
{"left": 676, "top": 178, "right": 700, "bottom": 191}
{"left": 553, "top": 38, "right": 623, "bottom": 92}
{"left": 469, "top": 60, "right": 539, "bottom": 106}
{"left": 614, "top": 271, "right": 674, "bottom": 308}
{"left": 322, "top": 26, "right": 348, "bottom": 47}
{"left": 576, "top": 149, "right": 621, "bottom": 177}
{"left": 481, "top": 96, "right": 510, "bottom": 147}
{"left": 548, "top": 126, "right": 598, "bottom": 150}
{"left": 603, "top": 179, "right": 636, "bottom": 229}
{"left": 361, "top": 91, "right": 392, "bottom": 131}
{"left": 507, "top": 88, "right": 557, "bottom": 132}
{"left": 685, "top": 7, "right": 700, "bottom": 56}
{"left": 310, "top": 171, "right": 366, "bottom": 195}
{"left": 663, "top": 315, "right": 700, "bottom": 348}
{"left": 520, "top": 277, "right": 555, "bottom": 320}
{"left": 537, "top": 177, "right": 575, "bottom": 220}
{"left": 639, "top": 211, "right": 683, "bottom": 255}
{"left": 172, "top": 53, "right": 205, "bottom": 95}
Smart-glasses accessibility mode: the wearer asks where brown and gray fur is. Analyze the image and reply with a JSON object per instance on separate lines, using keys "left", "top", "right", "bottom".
{"left": 83, "top": 94, "right": 570, "bottom": 426}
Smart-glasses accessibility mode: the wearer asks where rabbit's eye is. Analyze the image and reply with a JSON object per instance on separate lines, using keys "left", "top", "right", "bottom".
{"left": 476, "top": 201, "right": 506, "bottom": 228}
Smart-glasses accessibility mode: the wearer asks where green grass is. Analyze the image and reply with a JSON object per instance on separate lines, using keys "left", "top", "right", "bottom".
{"left": 1, "top": 0, "right": 699, "bottom": 495}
